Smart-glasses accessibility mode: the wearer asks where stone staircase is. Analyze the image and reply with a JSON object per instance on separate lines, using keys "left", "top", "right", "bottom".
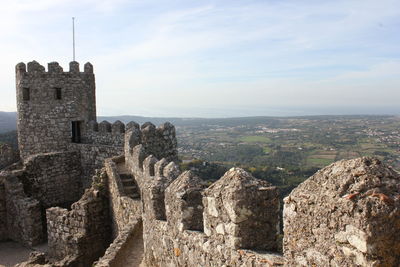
{"left": 120, "top": 174, "right": 140, "bottom": 199}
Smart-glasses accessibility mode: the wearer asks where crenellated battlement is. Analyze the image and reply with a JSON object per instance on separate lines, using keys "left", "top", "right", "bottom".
{"left": 115, "top": 122, "right": 400, "bottom": 266}
{"left": 16, "top": 61, "right": 94, "bottom": 75}
{"left": 124, "top": 121, "right": 178, "bottom": 163}
{"left": 119, "top": 129, "right": 283, "bottom": 265}
{"left": 7, "top": 58, "right": 400, "bottom": 267}
{"left": 83, "top": 120, "right": 126, "bottom": 147}
{"left": 16, "top": 61, "right": 97, "bottom": 159}
{"left": 82, "top": 121, "right": 178, "bottom": 154}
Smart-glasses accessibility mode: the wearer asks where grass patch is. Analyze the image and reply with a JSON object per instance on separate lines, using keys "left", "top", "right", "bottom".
{"left": 240, "top": 135, "right": 271, "bottom": 143}
{"left": 308, "top": 150, "right": 337, "bottom": 160}
{"left": 307, "top": 157, "right": 334, "bottom": 167}
{"left": 263, "top": 146, "right": 272, "bottom": 153}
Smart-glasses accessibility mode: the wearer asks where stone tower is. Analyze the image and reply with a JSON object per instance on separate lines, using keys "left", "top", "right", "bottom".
{"left": 15, "top": 61, "right": 96, "bottom": 159}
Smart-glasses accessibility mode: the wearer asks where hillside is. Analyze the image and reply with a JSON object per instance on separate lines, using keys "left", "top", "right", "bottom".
{"left": 0, "top": 112, "right": 17, "bottom": 133}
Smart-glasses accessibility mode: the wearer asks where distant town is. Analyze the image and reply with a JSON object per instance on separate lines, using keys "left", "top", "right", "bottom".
{"left": 1, "top": 114, "right": 399, "bottom": 196}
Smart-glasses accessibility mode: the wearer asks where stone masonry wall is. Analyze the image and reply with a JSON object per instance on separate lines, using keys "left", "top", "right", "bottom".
{"left": 0, "top": 143, "right": 19, "bottom": 170}
{"left": 21, "top": 151, "right": 82, "bottom": 208}
{"left": 123, "top": 125, "right": 285, "bottom": 266}
{"left": 95, "top": 219, "right": 143, "bottom": 267}
{"left": 69, "top": 143, "right": 124, "bottom": 189}
{"left": 82, "top": 120, "right": 125, "bottom": 147}
{"left": 16, "top": 61, "right": 96, "bottom": 159}
{"left": 124, "top": 121, "right": 178, "bottom": 165}
{"left": 122, "top": 123, "right": 400, "bottom": 267}
{"left": 9, "top": 118, "right": 400, "bottom": 267}
{"left": 105, "top": 156, "right": 141, "bottom": 239}
{"left": 46, "top": 169, "right": 111, "bottom": 266}
{"left": 283, "top": 157, "right": 400, "bottom": 267}
{"left": 140, "top": 165, "right": 283, "bottom": 266}
{"left": 0, "top": 180, "right": 7, "bottom": 241}
{"left": 0, "top": 151, "right": 82, "bottom": 246}
{"left": 1, "top": 172, "right": 43, "bottom": 246}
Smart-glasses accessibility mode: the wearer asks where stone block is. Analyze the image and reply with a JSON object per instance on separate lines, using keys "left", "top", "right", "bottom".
{"left": 283, "top": 157, "right": 400, "bottom": 267}
{"left": 203, "top": 168, "right": 280, "bottom": 250}
{"left": 165, "top": 171, "right": 207, "bottom": 232}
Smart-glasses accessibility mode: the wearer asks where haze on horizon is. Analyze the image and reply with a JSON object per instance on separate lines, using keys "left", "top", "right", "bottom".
{"left": 0, "top": 0, "right": 399, "bottom": 118}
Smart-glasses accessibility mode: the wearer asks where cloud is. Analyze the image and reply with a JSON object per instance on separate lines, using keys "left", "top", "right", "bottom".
{"left": 0, "top": 0, "right": 399, "bottom": 116}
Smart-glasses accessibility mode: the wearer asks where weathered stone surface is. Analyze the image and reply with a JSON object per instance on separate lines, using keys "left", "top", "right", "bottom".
{"left": 16, "top": 61, "right": 96, "bottom": 159}
{"left": 105, "top": 157, "right": 141, "bottom": 238}
{"left": 21, "top": 151, "right": 82, "bottom": 207}
{"left": 0, "top": 150, "right": 84, "bottom": 246}
{"left": 203, "top": 167, "right": 280, "bottom": 251}
{"left": 140, "top": 167, "right": 284, "bottom": 267}
{"left": 0, "top": 180, "right": 6, "bottom": 241}
{"left": 2, "top": 174, "right": 43, "bottom": 246}
{"left": 95, "top": 219, "right": 143, "bottom": 267}
{"left": 46, "top": 169, "right": 111, "bottom": 266}
{"left": 283, "top": 157, "right": 400, "bottom": 267}
{"left": 165, "top": 171, "right": 208, "bottom": 232}
{"left": 0, "top": 143, "right": 19, "bottom": 170}
{"left": 5, "top": 61, "right": 400, "bottom": 267}
{"left": 69, "top": 143, "right": 123, "bottom": 188}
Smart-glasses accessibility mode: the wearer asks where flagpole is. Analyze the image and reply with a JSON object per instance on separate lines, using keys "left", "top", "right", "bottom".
{"left": 72, "top": 17, "right": 76, "bottom": 61}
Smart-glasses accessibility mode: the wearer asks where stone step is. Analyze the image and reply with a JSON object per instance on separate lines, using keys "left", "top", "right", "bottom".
{"left": 120, "top": 174, "right": 133, "bottom": 180}
{"left": 125, "top": 189, "right": 140, "bottom": 199}
{"left": 124, "top": 185, "right": 137, "bottom": 191}
{"left": 118, "top": 172, "right": 140, "bottom": 199}
{"left": 124, "top": 185, "right": 140, "bottom": 199}
{"left": 121, "top": 179, "right": 134, "bottom": 187}
{"left": 131, "top": 193, "right": 140, "bottom": 199}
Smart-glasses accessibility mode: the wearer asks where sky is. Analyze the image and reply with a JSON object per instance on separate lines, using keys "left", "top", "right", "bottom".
{"left": 0, "top": 0, "right": 399, "bottom": 117}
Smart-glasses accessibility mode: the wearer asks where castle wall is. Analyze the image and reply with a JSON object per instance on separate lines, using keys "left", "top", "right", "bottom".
{"left": 283, "top": 157, "right": 400, "bottom": 267}
{"left": 21, "top": 151, "right": 82, "bottom": 208}
{"left": 95, "top": 219, "right": 143, "bottom": 267}
{"left": 9, "top": 118, "right": 400, "bottom": 267}
{"left": 0, "top": 144, "right": 19, "bottom": 170}
{"left": 2, "top": 173, "right": 43, "bottom": 246}
{"left": 129, "top": 159, "right": 284, "bottom": 266}
{"left": 82, "top": 120, "right": 125, "bottom": 147}
{"left": 121, "top": 124, "right": 400, "bottom": 267}
{"left": 104, "top": 156, "right": 141, "bottom": 238}
{"left": 0, "top": 181, "right": 7, "bottom": 241}
{"left": 136, "top": 167, "right": 283, "bottom": 267}
{"left": 46, "top": 169, "right": 111, "bottom": 266}
{"left": 0, "top": 151, "right": 83, "bottom": 247}
{"left": 124, "top": 121, "right": 178, "bottom": 165}
{"left": 9, "top": 58, "right": 400, "bottom": 266}
{"left": 16, "top": 61, "right": 96, "bottom": 159}
{"left": 70, "top": 143, "right": 124, "bottom": 189}
{"left": 122, "top": 126, "right": 284, "bottom": 266}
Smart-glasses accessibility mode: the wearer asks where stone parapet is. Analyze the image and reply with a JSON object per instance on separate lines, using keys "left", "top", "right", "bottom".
{"left": 2, "top": 174, "right": 43, "bottom": 246}
{"left": 82, "top": 120, "right": 125, "bottom": 147}
{"left": 46, "top": 169, "right": 111, "bottom": 266}
{"left": 105, "top": 157, "right": 141, "bottom": 238}
{"left": 0, "top": 143, "right": 19, "bottom": 170}
{"left": 283, "top": 157, "right": 400, "bottom": 266}
{"left": 94, "top": 219, "right": 143, "bottom": 267}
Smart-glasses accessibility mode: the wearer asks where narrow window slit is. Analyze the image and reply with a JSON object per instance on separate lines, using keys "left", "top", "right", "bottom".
{"left": 54, "top": 88, "right": 62, "bottom": 100}
{"left": 23, "top": 87, "right": 30, "bottom": 101}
